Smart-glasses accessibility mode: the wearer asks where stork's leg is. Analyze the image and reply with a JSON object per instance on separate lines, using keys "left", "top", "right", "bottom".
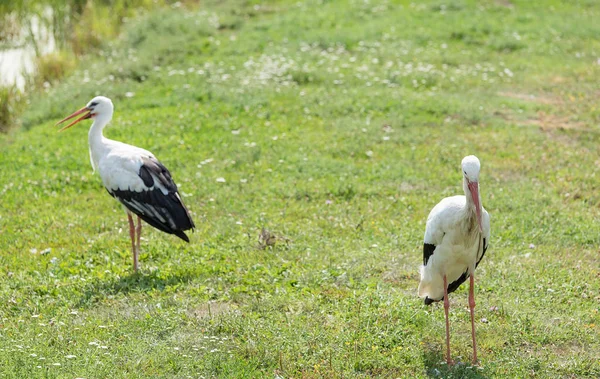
{"left": 127, "top": 213, "right": 138, "bottom": 272}
{"left": 469, "top": 272, "right": 478, "bottom": 365}
{"left": 443, "top": 274, "right": 453, "bottom": 365}
{"left": 135, "top": 216, "right": 142, "bottom": 255}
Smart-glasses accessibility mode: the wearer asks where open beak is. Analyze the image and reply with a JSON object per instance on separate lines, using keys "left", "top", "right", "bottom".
{"left": 55, "top": 106, "right": 92, "bottom": 131}
{"left": 467, "top": 181, "right": 483, "bottom": 233}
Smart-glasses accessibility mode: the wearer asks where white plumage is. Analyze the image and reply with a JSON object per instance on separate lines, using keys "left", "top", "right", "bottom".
{"left": 96, "top": 143, "right": 154, "bottom": 191}
{"left": 419, "top": 195, "right": 490, "bottom": 301}
{"left": 56, "top": 96, "right": 195, "bottom": 271}
{"left": 418, "top": 155, "right": 490, "bottom": 365}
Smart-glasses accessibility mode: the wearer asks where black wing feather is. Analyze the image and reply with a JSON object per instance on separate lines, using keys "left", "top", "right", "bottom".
{"left": 476, "top": 237, "right": 488, "bottom": 268}
{"left": 108, "top": 156, "right": 195, "bottom": 242}
{"left": 423, "top": 243, "right": 435, "bottom": 265}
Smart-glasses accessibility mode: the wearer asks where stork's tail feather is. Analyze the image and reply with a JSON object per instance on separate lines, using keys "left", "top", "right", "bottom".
{"left": 174, "top": 230, "right": 190, "bottom": 243}
{"left": 424, "top": 296, "right": 447, "bottom": 305}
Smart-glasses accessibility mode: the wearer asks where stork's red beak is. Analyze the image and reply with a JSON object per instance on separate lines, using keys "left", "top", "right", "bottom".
{"left": 55, "top": 106, "right": 92, "bottom": 131}
{"left": 468, "top": 181, "right": 483, "bottom": 233}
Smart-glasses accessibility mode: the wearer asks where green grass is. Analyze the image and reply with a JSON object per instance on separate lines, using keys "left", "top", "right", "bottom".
{"left": 1, "top": 0, "right": 600, "bottom": 377}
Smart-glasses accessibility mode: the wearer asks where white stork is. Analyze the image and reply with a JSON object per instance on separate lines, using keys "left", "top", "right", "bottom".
{"left": 56, "top": 96, "right": 195, "bottom": 271}
{"left": 418, "top": 155, "right": 490, "bottom": 365}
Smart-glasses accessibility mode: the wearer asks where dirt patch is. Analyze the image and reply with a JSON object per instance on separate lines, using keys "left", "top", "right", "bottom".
{"left": 499, "top": 91, "right": 562, "bottom": 105}
{"left": 491, "top": 168, "right": 528, "bottom": 183}
{"left": 399, "top": 182, "right": 422, "bottom": 192}
{"left": 495, "top": 0, "right": 514, "bottom": 8}
{"left": 521, "top": 111, "right": 585, "bottom": 131}
{"left": 190, "top": 301, "right": 236, "bottom": 319}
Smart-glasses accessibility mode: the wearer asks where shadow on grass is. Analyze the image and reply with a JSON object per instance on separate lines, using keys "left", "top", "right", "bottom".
{"left": 422, "top": 342, "right": 489, "bottom": 378}
{"left": 77, "top": 269, "right": 194, "bottom": 307}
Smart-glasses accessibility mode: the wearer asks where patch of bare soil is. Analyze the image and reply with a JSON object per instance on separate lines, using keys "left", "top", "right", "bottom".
{"left": 521, "top": 111, "right": 585, "bottom": 131}
{"left": 498, "top": 91, "right": 563, "bottom": 105}
{"left": 190, "top": 301, "right": 235, "bottom": 319}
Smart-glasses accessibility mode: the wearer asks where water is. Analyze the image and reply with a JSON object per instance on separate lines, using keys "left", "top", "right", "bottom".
{"left": 0, "top": 8, "right": 56, "bottom": 90}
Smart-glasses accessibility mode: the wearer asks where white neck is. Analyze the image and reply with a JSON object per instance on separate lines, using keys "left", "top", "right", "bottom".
{"left": 88, "top": 111, "right": 113, "bottom": 171}
{"left": 460, "top": 177, "right": 480, "bottom": 237}
{"left": 462, "top": 177, "right": 478, "bottom": 213}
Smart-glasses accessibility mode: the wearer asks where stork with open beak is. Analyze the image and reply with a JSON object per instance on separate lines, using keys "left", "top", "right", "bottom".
{"left": 56, "top": 96, "right": 195, "bottom": 271}
{"left": 418, "top": 155, "right": 490, "bottom": 365}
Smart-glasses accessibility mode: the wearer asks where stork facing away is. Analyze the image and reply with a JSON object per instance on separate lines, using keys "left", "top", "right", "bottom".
{"left": 418, "top": 155, "right": 490, "bottom": 365}
{"left": 56, "top": 96, "right": 195, "bottom": 271}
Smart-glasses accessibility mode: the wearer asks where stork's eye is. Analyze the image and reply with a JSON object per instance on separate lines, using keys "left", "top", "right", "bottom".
{"left": 90, "top": 101, "right": 98, "bottom": 107}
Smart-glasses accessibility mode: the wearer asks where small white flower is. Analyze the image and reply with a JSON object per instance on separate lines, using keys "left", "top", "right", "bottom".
{"left": 125, "top": 92, "right": 135, "bottom": 98}
{"left": 216, "top": 177, "right": 226, "bottom": 183}
{"left": 66, "top": 355, "right": 76, "bottom": 359}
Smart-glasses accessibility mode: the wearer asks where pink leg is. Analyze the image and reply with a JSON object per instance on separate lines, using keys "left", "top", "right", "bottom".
{"left": 136, "top": 216, "right": 142, "bottom": 253}
{"left": 469, "top": 273, "right": 478, "bottom": 365}
{"left": 443, "top": 275, "right": 453, "bottom": 365}
{"left": 127, "top": 213, "right": 138, "bottom": 271}
{"left": 135, "top": 216, "right": 142, "bottom": 271}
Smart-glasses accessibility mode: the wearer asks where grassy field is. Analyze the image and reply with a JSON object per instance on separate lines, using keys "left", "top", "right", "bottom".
{"left": 1, "top": 0, "right": 600, "bottom": 377}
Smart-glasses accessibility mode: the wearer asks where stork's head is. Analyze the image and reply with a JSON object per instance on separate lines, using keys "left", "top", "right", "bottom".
{"left": 461, "top": 155, "right": 483, "bottom": 232}
{"left": 462, "top": 155, "right": 481, "bottom": 182}
{"left": 56, "top": 96, "right": 114, "bottom": 131}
